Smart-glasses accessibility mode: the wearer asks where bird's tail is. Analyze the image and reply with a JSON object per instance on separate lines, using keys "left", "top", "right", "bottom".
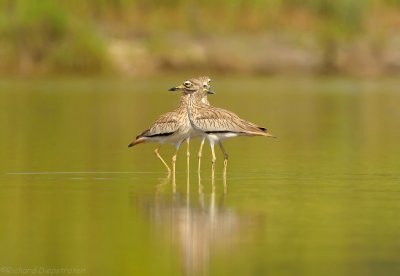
{"left": 257, "top": 127, "right": 277, "bottom": 138}
{"left": 128, "top": 137, "right": 146, "bottom": 147}
{"left": 261, "top": 131, "right": 276, "bottom": 138}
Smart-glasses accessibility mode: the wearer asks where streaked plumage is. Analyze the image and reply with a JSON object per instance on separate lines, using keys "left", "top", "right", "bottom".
{"left": 128, "top": 75, "right": 273, "bottom": 178}
{"left": 128, "top": 94, "right": 191, "bottom": 173}
{"left": 128, "top": 77, "right": 213, "bottom": 175}
{"left": 128, "top": 101, "right": 189, "bottom": 147}
{"left": 184, "top": 78, "right": 212, "bottom": 172}
{"left": 189, "top": 105, "right": 272, "bottom": 137}
{"left": 186, "top": 81, "right": 275, "bottom": 176}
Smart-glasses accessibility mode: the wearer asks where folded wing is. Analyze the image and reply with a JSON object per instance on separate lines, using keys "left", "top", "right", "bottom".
{"left": 191, "top": 106, "right": 273, "bottom": 136}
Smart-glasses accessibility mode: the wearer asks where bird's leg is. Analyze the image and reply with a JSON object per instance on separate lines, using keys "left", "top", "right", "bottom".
{"left": 172, "top": 142, "right": 182, "bottom": 185}
{"left": 154, "top": 146, "right": 171, "bottom": 174}
{"left": 197, "top": 137, "right": 205, "bottom": 173}
{"left": 186, "top": 138, "right": 190, "bottom": 173}
{"left": 172, "top": 177, "right": 176, "bottom": 194}
{"left": 218, "top": 141, "right": 228, "bottom": 179}
{"left": 210, "top": 140, "right": 216, "bottom": 190}
{"left": 210, "top": 140, "right": 216, "bottom": 166}
{"left": 223, "top": 172, "right": 227, "bottom": 194}
{"left": 198, "top": 168, "right": 203, "bottom": 194}
{"left": 186, "top": 138, "right": 190, "bottom": 189}
{"left": 172, "top": 151, "right": 177, "bottom": 185}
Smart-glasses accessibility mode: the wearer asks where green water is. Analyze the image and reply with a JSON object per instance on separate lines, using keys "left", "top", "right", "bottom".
{"left": 1, "top": 77, "right": 400, "bottom": 276}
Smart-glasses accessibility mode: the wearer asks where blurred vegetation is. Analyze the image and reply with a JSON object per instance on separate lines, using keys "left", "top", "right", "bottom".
{"left": 0, "top": 0, "right": 109, "bottom": 75}
{"left": 0, "top": 0, "right": 399, "bottom": 76}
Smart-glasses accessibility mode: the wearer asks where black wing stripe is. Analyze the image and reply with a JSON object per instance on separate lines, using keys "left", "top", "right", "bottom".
{"left": 205, "top": 130, "right": 243, "bottom": 134}
{"left": 145, "top": 132, "right": 175, "bottom": 138}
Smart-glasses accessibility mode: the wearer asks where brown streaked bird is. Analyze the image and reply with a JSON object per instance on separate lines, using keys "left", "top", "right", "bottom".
{"left": 168, "top": 77, "right": 213, "bottom": 173}
{"left": 188, "top": 77, "right": 212, "bottom": 172}
{"left": 185, "top": 84, "right": 275, "bottom": 177}
{"left": 128, "top": 77, "right": 214, "bottom": 176}
{"left": 167, "top": 77, "right": 214, "bottom": 174}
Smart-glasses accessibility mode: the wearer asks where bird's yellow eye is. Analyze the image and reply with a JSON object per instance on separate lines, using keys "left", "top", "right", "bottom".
{"left": 184, "top": 81, "right": 192, "bottom": 87}
{"left": 203, "top": 84, "right": 208, "bottom": 88}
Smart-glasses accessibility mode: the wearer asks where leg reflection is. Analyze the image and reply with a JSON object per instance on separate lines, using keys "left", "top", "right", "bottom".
{"left": 211, "top": 170, "right": 215, "bottom": 193}
{"left": 143, "top": 171, "right": 262, "bottom": 276}
{"left": 223, "top": 170, "right": 227, "bottom": 194}
{"left": 172, "top": 141, "right": 183, "bottom": 187}
{"left": 172, "top": 172, "right": 177, "bottom": 194}
{"left": 218, "top": 141, "right": 228, "bottom": 182}
{"left": 197, "top": 170, "right": 203, "bottom": 195}
{"left": 156, "top": 172, "right": 171, "bottom": 193}
{"left": 210, "top": 140, "right": 216, "bottom": 192}
{"left": 197, "top": 137, "right": 205, "bottom": 173}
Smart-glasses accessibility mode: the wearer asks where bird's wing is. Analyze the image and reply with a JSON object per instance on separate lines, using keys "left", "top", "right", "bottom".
{"left": 137, "top": 111, "right": 180, "bottom": 138}
{"left": 191, "top": 106, "right": 267, "bottom": 134}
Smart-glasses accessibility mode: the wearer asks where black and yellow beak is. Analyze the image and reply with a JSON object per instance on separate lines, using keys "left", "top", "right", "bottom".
{"left": 168, "top": 85, "right": 184, "bottom": 91}
{"left": 168, "top": 85, "right": 215, "bottom": 94}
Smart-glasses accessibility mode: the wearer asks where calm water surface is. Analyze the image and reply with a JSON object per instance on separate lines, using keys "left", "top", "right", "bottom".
{"left": 0, "top": 77, "right": 400, "bottom": 275}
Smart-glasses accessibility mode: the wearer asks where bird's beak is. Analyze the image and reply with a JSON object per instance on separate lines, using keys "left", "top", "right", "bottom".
{"left": 207, "top": 89, "right": 215, "bottom": 94}
{"left": 168, "top": 85, "right": 184, "bottom": 91}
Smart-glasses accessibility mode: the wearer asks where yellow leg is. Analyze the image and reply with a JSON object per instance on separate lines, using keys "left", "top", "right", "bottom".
{"left": 223, "top": 172, "right": 227, "bottom": 194}
{"left": 198, "top": 169, "right": 203, "bottom": 194}
{"left": 172, "top": 153, "right": 177, "bottom": 175}
{"left": 210, "top": 141, "right": 216, "bottom": 165}
{"left": 186, "top": 138, "right": 190, "bottom": 190}
{"left": 197, "top": 137, "right": 205, "bottom": 173}
{"left": 154, "top": 146, "right": 171, "bottom": 173}
{"left": 172, "top": 142, "right": 181, "bottom": 186}
{"left": 172, "top": 152, "right": 177, "bottom": 186}
{"left": 197, "top": 138, "right": 205, "bottom": 194}
{"left": 172, "top": 176, "right": 176, "bottom": 194}
{"left": 218, "top": 141, "right": 228, "bottom": 179}
{"left": 186, "top": 138, "right": 190, "bottom": 173}
{"left": 210, "top": 141, "right": 216, "bottom": 190}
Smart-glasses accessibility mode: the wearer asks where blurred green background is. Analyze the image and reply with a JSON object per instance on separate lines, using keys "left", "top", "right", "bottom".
{"left": 0, "top": 0, "right": 399, "bottom": 77}
{"left": 2, "top": 1, "right": 400, "bottom": 276}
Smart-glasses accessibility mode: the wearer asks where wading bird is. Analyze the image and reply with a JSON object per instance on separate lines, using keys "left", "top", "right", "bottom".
{"left": 128, "top": 77, "right": 214, "bottom": 178}
{"left": 169, "top": 76, "right": 213, "bottom": 173}
{"left": 172, "top": 78, "right": 275, "bottom": 177}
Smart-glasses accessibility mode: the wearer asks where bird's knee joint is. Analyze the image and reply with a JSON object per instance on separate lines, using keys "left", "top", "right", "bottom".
{"left": 172, "top": 156, "right": 177, "bottom": 162}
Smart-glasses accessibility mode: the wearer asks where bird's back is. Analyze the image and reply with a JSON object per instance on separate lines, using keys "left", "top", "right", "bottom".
{"left": 137, "top": 110, "right": 180, "bottom": 138}
{"left": 129, "top": 106, "right": 188, "bottom": 146}
{"left": 190, "top": 104, "right": 273, "bottom": 137}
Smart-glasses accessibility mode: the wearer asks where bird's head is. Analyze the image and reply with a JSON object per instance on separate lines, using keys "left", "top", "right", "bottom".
{"left": 168, "top": 76, "right": 215, "bottom": 96}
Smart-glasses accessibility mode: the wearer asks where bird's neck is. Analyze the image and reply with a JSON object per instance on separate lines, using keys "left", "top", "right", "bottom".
{"left": 192, "top": 91, "right": 208, "bottom": 104}
{"left": 186, "top": 92, "right": 207, "bottom": 130}
{"left": 179, "top": 94, "right": 190, "bottom": 106}
{"left": 186, "top": 94, "right": 197, "bottom": 128}
{"left": 179, "top": 92, "right": 206, "bottom": 106}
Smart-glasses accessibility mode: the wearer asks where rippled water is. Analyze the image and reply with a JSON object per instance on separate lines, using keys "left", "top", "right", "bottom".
{"left": 1, "top": 77, "right": 400, "bottom": 275}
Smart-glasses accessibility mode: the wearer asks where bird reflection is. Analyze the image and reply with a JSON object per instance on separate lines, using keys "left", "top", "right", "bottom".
{"left": 138, "top": 172, "right": 258, "bottom": 276}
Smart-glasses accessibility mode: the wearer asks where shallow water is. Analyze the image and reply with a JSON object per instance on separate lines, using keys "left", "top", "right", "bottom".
{"left": 1, "top": 77, "right": 400, "bottom": 275}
